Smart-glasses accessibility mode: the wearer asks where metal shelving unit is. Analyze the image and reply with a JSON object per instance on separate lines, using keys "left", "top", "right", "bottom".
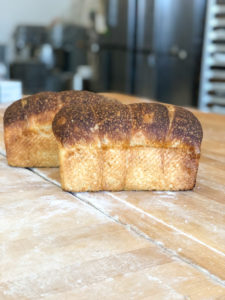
{"left": 199, "top": 0, "right": 225, "bottom": 113}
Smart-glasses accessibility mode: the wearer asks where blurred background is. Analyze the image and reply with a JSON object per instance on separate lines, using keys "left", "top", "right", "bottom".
{"left": 0, "top": 0, "right": 225, "bottom": 113}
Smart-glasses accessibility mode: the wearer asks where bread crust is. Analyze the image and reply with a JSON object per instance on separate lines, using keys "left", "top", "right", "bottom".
{"left": 3, "top": 90, "right": 113, "bottom": 128}
{"left": 52, "top": 100, "right": 130, "bottom": 147}
{"left": 53, "top": 101, "right": 203, "bottom": 153}
{"left": 168, "top": 106, "right": 203, "bottom": 152}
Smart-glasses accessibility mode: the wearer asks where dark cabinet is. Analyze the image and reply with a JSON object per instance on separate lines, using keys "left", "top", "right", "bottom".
{"left": 90, "top": 0, "right": 206, "bottom": 106}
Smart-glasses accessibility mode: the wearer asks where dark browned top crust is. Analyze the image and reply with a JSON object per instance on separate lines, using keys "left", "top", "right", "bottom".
{"left": 3, "top": 90, "right": 119, "bottom": 127}
{"left": 169, "top": 107, "right": 203, "bottom": 150}
{"left": 53, "top": 101, "right": 96, "bottom": 144}
{"left": 92, "top": 101, "right": 131, "bottom": 143}
{"left": 52, "top": 96, "right": 127, "bottom": 145}
{"left": 129, "top": 103, "right": 170, "bottom": 146}
{"left": 4, "top": 89, "right": 203, "bottom": 152}
{"left": 53, "top": 100, "right": 203, "bottom": 153}
{"left": 4, "top": 92, "right": 56, "bottom": 127}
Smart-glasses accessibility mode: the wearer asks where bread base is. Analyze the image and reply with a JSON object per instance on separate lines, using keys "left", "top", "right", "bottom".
{"left": 59, "top": 145, "right": 199, "bottom": 192}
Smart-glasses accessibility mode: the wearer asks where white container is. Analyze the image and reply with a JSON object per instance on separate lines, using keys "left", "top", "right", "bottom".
{"left": 0, "top": 80, "right": 22, "bottom": 103}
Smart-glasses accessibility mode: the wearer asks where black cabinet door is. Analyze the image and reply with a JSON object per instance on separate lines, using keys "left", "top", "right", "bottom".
{"left": 156, "top": 55, "right": 198, "bottom": 106}
{"left": 134, "top": 53, "right": 156, "bottom": 99}
{"left": 90, "top": 49, "right": 133, "bottom": 93}
{"left": 153, "top": 0, "right": 206, "bottom": 106}
{"left": 136, "top": 0, "right": 155, "bottom": 51}
{"left": 154, "top": 0, "right": 205, "bottom": 55}
{"left": 100, "top": 0, "right": 136, "bottom": 49}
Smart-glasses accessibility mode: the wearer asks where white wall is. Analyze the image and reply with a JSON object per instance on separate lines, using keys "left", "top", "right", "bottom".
{"left": 0, "top": 0, "right": 101, "bottom": 61}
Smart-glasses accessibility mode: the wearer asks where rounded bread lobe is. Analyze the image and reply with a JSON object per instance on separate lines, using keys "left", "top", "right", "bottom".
{"left": 92, "top": 101, "right": 131, "bottom": 145}
{"left": 4, "top": 92, "right": 58, "bottom": 127}
{"left": 52, "top": 94, "right": 121, "bottom": 146}
{"left": 53, "top": 101, "right": 97, "bottom": 146}
{"left": 128, "top": 103, "right": 170, "bottom": 146}
{"left": 168, "top": 106, "right": 203, "bottom": 153}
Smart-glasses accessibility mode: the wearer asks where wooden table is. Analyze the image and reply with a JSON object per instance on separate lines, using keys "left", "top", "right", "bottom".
{"left": 0, "top": 94, "right": 225, "bottom": 299}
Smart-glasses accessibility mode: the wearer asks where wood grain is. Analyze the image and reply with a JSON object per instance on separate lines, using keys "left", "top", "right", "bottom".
{"left": 0, "top": 94, "right": 225, "bottom": 299}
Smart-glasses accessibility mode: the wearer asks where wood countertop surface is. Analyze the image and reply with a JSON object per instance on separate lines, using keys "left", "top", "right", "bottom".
{"left": 0, "top": 93, "right": 225, "bottom": 299}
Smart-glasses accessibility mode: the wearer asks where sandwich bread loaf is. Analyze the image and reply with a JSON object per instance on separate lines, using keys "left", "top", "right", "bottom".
{"left": 52, "top": 99, "right": 203, "bottom": 192}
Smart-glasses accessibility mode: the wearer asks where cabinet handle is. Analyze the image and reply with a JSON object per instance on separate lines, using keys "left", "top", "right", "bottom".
{"left": 178, "top": 49, "right": 188, "bottom": 60}
{"left": 170, "top": 46, "right": 188, "bottom": 60}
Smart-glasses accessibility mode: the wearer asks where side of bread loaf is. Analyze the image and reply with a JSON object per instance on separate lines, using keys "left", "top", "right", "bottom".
{"left": 3, "top": 91, "right": 119, "bottom": 167}
{"left": 52, "top": 101, "right": 203, "bottom": 191}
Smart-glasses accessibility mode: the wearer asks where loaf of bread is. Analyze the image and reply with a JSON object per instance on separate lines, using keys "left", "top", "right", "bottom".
{"left": 52, "top": 100, "right": 203, "bottom": 192}
{"left": 4, "top": 90, "right": 119, "bottom": 167}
